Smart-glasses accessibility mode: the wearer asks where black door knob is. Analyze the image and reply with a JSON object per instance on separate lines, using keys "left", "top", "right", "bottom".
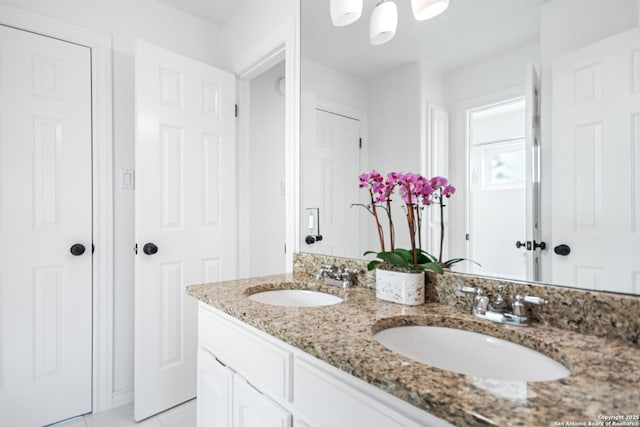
{"left": 70, "top": 243, "right": 86, "bottom": 256}
{"left": 143, "top": 243, "right": 158, "bottom": 255}
{"left": 515, "top": 240, "right": 526, "bottom": 249}
{"left": 554, "top": 244, "right": 571, "bottom": 256}
{"left": 533, "top": 240, "right": 547, "bottom": 250}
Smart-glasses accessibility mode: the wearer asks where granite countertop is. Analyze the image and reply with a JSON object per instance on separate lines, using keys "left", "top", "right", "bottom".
{"left": 187, "top": 273, "right": 640, "bottom": 427}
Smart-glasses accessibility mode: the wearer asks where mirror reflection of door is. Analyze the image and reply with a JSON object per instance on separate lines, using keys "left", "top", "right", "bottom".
{"left": 468, "top": 98, "right": 530, "bottom": 280}
{"left": 550, "top": 28, "right": 640, "bottom": 294}
{"left": 300, "top": 96, "right": 362, "bottom": 259}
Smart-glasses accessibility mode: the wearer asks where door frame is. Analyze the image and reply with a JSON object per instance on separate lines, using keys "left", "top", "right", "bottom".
{"left": 0, "top": 4, "right": 114, "bottom": 413}
{"left": 235, "top": 15, "right": 299, "bottom": 275}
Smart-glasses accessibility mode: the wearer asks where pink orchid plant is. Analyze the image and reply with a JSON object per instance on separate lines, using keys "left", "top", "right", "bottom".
{"left": 357, "top": 170, "right": 473, "bottom": 272}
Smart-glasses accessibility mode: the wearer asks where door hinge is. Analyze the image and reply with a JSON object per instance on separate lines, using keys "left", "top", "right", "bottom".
{"left": 284, "top": 244, "right": 287, "bottom": 254}
{"left": 235, "top": 104, "right": 238, "bottom": 118}
{"left": 134, "top": 243, "right": 138, "bottom": 255}
{"left": 359, "top": 138, "right": 362, "bottom": 149}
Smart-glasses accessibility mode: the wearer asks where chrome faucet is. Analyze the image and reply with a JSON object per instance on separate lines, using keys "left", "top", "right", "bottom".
{"left": 315, "top": 264, "right": 359, "bottom": 288}
{"left": 457, "top": 285, "right": 548, "bottom": 326}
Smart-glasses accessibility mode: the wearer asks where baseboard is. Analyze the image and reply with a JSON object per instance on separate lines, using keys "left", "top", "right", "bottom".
{"left": 111, "top": 387, "right": 134, "bottom": 408}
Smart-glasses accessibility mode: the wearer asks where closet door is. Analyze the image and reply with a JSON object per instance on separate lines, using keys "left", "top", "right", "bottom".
{"left": 0, "top": 24, "right": 93, "bottom": 426}
{"left": 135, "top": 40, "right": 237, "bottom": 420}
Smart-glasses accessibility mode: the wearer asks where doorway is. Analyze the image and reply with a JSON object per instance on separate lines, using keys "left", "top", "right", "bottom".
{"left": 0, "top": 24, "right": 93, "bottom": 426}
{"left": 467, "top": 97, "right": 528, "bottom": 280}
{"left": 245, "top": 60, "right": 287, "bottom": 277}
{"left": 238, "top": 45, "right": 293, "bottom": 278}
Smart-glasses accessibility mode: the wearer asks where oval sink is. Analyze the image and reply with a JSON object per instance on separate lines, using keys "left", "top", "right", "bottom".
{"left": 374, "top": 326, "right": 570, "bottom": 382}
{"left": 248, "top": 289, "right": 343, "bottom": 307}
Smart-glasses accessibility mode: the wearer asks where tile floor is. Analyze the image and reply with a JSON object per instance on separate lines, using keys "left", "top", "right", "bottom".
{"left": 51, "top": 399, "right": 196, "bottom": 427}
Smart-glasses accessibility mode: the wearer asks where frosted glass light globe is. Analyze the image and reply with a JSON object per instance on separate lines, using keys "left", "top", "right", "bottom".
{"left": 369, "top": 1, "right": 398, "bottom": 46}
{"left": 411, "top": 0, "right": 450, "bottom": 21}
{"left": 330, "top": 0, "right": 363, "bottom": 27}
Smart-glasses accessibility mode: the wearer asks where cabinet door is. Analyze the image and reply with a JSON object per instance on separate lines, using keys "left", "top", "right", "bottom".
{"left": 198, "top": 348, "right": 233, "bottom": 427}
{"left": 233, "top": 376, "right": 292, "bottom": 427}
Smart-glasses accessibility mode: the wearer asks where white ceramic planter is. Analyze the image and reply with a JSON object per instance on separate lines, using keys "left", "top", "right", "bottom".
{"left": 375, "top": 268, "right": 425, "bottom": 306}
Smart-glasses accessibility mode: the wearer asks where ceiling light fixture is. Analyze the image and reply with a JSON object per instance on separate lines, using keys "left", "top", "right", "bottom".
{"left": 330, "top": 0, "right": 364, "bottom": 27}
{"left": 369, "top": 1, "right": 398, "bottom": 46}
{"left": 330, "top": 0, "right": 450, "bottom": 46}
{"left": 411, "top": 0, "right": 450, "bottom": 21}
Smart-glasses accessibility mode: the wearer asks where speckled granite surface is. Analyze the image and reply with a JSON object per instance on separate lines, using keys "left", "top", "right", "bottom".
{"left": 294, "top": 252, "right": 640, "bottom": 346}
{"left": 187, "top": 272, "right": 640, "bottom": 426}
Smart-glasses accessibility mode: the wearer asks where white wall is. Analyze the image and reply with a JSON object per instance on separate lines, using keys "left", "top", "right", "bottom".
{"left": 445, "top": 42, "right": 540, "bottom": 104}
{"left": 223, "top": 0, "right": 299, "bottom": 72}
{"left": 420, "top": 63, "right": 446, "bottom": 107}
{"left": 538, "top": 0, "right": 637, "bottom": 282}
{"left": 0, "top": 0, "right": 225, "bottom": 407}
{"left": 302, "top": 58, "right": 368, "bottom": 110}
{"left": 368, "top": 62, "right": 422, "bottom": 174}
{"left": 367, "top": 62, "right": 422, "bottom": 250}
{"left": 248, "top": 61, "right": 286, "bottom": 276}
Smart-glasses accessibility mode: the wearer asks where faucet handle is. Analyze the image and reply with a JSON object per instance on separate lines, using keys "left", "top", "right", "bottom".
{"left": 512, "top": 295, "right": 528, "bottom": 317}
{"left": 456, "top": 285, "right": 478, "bottom": 295}
{"left": 315, "top": 264, "right": 335, "bottom": 279}
{"left": 522, "top": 295, "right": 548, "bottom": 305}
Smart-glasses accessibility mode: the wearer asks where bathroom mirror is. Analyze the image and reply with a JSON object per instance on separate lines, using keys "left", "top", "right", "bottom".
{"left": 300, "top": 0, "right": 640, "bottom": 295}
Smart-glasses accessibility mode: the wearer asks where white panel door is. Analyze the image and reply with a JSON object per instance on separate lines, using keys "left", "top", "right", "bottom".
{"left": 552, "top": 28, "right": 640, "bottom": 293}
{"left": 0, "top": 25, "right": 92, "bottom": 426}
{"left": 300, "top": 109, "right": 360, "bottom": 258}
{"left": 135, "top": 40, "right": 237, "bottom": 420}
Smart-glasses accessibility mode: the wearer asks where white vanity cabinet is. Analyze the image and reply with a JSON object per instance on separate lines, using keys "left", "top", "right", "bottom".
{"left": 197, "top": 347, "right": 292, "bottom": 427}
{"left": 233, "top": 375, "right": 292, "bottom": 427}
{"left": 197, "top": 347, "right": 233, "bottom": 427}
{"left": 197, "top": 306, "right": 293, "bottom": 427}
{"left": 197, "top": 302, "right": 452, "bottom": 427}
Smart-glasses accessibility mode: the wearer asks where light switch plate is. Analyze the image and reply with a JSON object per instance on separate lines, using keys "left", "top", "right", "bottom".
{"left": 120, "top": 169, "right": 135, "bottom": 190}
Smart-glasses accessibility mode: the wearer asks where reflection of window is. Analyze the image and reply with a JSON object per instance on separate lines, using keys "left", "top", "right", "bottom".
{"left": 469, "top": 97, "right": 527, "bottom": 191}
{"left": 485, "top": 140, "right": 526, "bottom": 189}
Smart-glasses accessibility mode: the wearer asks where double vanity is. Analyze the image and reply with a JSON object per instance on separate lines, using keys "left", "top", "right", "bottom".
{"left": 186, "top": 254, "right": 640, "bottom": 426}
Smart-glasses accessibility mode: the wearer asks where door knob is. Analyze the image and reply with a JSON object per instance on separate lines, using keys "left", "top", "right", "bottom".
{"left": 70, "top": 243, "right": 86, "bottom": 256}
{"left": 533, "top": 240, "right": 547, "bottom": 250}
{"left": 515, "top": 240, "right": 526, "bottom": 249}
{"left": 554, "top": 244, "right": 571, "bottom": 256}
{"left": 143, "top": 243, "right": 158, "bottom": 255}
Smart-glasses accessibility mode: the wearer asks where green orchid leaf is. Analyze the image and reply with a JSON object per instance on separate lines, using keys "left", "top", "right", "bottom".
{"left": 367, "top": 260, "right": 381, "bottom": 271}
{"left": 416, "top": 250, "right": 438, "bottom": 264}
{"left": 363, "top": 250, "right": 379, "bottom": 257}
{"left": 443, "top": 258, "right": 481, "bottom": 267}
{"left": 378, "top": 251, "right": 409, "bottom": 268}
{"left": 418, "top": 262, "right": 444, "bottom": 274}
{"left": 393, "top": 248, "right": 414, "bottom": 262}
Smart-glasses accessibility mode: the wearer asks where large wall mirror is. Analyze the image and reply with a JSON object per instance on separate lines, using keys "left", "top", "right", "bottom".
{"left": 299, "top": 0, "right": 640, "bottom": 295}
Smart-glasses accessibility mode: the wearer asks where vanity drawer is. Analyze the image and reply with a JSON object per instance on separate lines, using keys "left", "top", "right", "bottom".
{"left": 198, "top": 303, "right": 293, "bottom": 402}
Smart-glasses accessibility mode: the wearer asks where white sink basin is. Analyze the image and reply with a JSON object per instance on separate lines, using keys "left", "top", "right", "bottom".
{"left": 248, "top": 289, "right": 343, "bottom": 307}
{"left": 374, "top": 326, "right": 570, "bottom": 382}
